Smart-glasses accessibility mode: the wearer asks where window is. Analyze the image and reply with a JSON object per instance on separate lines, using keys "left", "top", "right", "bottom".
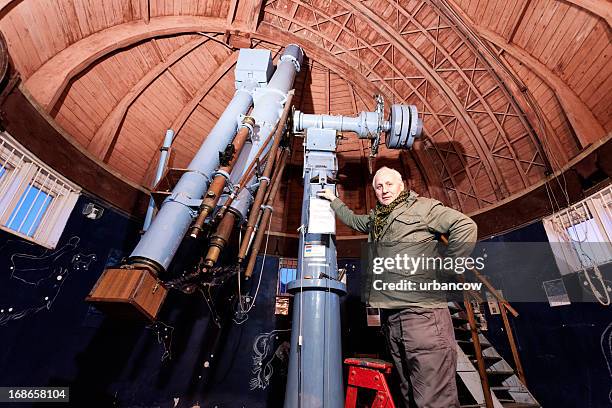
{"left": 0, "top": 132, "right": 80, "bottom": 248}
{"left": 543, "top": 185, "right": 612, "bottom": 275}
{"left": 275, "top": 258, "right": 297, "bottom": 316}
{"left": 277, "top": 258, "right": 298, "bottom": 295}
{"left": 7, "top": 183, "right": 53, "bottom": 236}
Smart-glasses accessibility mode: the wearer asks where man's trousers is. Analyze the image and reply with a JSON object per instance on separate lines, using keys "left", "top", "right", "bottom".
{"left": 382, "top": 307, "right": 460, "bottom": 408}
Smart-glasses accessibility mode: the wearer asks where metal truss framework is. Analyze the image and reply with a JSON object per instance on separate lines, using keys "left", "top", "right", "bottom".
{"left": 262, "top": 0, "right": 548, "bottom": 212}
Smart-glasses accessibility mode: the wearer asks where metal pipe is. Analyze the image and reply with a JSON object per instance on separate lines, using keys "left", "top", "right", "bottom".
{"left": 189, "top": 116, "right": 255, "bottom": 238}
{"left": 214, "top": 149, "right": 270, "bottom": 221}
{"left": 294, "top": 111, "right": 388, "bottom": 138}
{"left": 128, "top": 82, "right": 257, "bottom": 273}
{"left": 203, "top": 210, "right": 237, "bottom": 268}
{"left": 208, "top": 44, "right": 301, "bottom": 272}
{"left": 243, "top": 148, "right": 289, "bottom": 279}
{"left": 143, "top": 129, "right": 174, "bottom": 231}
{"left": 284, "top": 132, "right": 345, "bottom": 407}
{"left": 227, "top": 45, "right": 303, "bottom": 220}
{"left": 238, "top": 90, "right": 294, "bottom": 262}
{"left": 294, "top": 103, "right": 423, "bottom": 150}
{"left": 239, "top": 152, "right": 283, "bottom": 264}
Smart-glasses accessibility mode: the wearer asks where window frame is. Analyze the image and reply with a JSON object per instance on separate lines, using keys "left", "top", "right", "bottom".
{"left": 543, "top": 185, "right": 612, "bottom": 275}
{"left": 0, "top": 131, "right": 80, "bottom": 249}
{"left": 277, "top": 258, "right": 298, "bottom": 296}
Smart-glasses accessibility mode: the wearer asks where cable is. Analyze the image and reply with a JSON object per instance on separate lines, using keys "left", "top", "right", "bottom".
{"left": 236, "top": 206, "right": 273, "bottom": 319}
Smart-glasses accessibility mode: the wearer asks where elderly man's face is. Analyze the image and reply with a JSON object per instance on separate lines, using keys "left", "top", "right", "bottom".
{"left": 373, "top": 172, "right": 405, "bottom": 205}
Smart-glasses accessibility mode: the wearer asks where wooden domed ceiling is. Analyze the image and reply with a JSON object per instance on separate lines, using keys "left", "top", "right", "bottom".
{"left": 0, "top": 0, "right": 609, "bottom": 234}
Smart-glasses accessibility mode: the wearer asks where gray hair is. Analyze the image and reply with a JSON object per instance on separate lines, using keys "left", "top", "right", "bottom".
{"left": 372, "top": 166, "right": 403, "bottom": 188}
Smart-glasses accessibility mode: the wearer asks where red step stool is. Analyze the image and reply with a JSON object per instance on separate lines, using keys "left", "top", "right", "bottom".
{"left": 344, "top": 358, "right": 396, "bottom": 408}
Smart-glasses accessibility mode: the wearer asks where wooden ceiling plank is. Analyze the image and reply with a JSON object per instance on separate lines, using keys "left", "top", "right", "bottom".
{"left": 557, "top": 22, "right": 602, "bottom": 80}
{"left": 227, "top": 0, "right": 239, "bottom": 25}
{"left": 240, "top": 0, "right": 265, "bottom": 32}
{"left": 0, "top": 13, "right": 31, "bottom": 76}
{"left": 548, "top": 14, "right": 597, "bottom": 70}
{"left": 23, "top": 15, "right": 227, "bottom": 111}
{"left": 484, "top": 0, "right": 504, "bottom": 30}
{"left": 498, "top": 0, "right": 524, "bottom": 40}
{"left": 529, "top": 2, "right": 570, "bottom": 60}
{"left": 87, "top": 37, "right": 206, "bottom": 159}
{"left": 565, "top": 0, "right": 612, "bottom": 27}
{"left": 541, "top": 7, "right": 592, "bottom": 66}
{"left": 6, "top": 5, "right": 45, "bottom": 76}
{"left": 581, "top": 53, "right": 612, "bottom": 105}
{"left": 56, "top": 95, "right": 96, "bottom": 137}
{"left": 520, "top": 0, "right": 552, "bottom": 52}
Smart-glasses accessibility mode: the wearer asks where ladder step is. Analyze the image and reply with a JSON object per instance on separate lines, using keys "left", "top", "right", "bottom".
{"left": 457, "top": 339, "right": 492, "bottom": 348}
{"left": 454, "top": 326, "right": 473, "bottom": 334}
{"left": 486, "top": 370, "right": 515, "bottom": 376}
{"left": 469, "top": 355, "right": 503, "bottom": 363}
{"left": 452, "top": 312, "right": 469, "bottom": 323}
{"left": 499, "top": 402, "right": 540, "bottom": 408}
{"left": 490, "top": 386, "right": 512, "bottom": 391}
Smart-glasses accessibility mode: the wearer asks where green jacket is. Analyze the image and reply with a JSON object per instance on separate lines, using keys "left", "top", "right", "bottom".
{"left": 330, "top": 190, "right": 477, "bottom": 308}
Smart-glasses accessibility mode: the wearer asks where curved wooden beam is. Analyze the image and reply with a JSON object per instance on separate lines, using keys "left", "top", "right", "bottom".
{"left": 0, "top": 0, "right": 21, "bottom": 17}
{"left": 88, "top": 37, "right": 207, "bottom": 160}
{"left": 23, "top": 16, "right": 226, "bottom": 111}
{"left": 445, "top": 0, "right": 607, "bottom": 147}
{"left": 564, "top": 0, "right": 612, "bottom": 27}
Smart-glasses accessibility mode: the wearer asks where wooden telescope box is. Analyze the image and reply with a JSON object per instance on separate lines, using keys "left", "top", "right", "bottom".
{"left": 86, "top": 267, "right": 167, "bottom": 321}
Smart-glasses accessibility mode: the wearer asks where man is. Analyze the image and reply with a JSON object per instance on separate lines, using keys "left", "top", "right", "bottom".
{"left": 318, "top": 166, "right": 477, "bottom": 408}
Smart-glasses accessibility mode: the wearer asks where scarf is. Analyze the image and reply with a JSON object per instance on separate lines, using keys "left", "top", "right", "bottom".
{"left": 372, "top": 189, "right": 411, "bottom": 241}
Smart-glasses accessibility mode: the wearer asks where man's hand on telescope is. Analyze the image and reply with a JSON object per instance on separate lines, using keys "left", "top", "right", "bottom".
{"left": 317, "top": 189, "right": 336, "bottom": 201}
